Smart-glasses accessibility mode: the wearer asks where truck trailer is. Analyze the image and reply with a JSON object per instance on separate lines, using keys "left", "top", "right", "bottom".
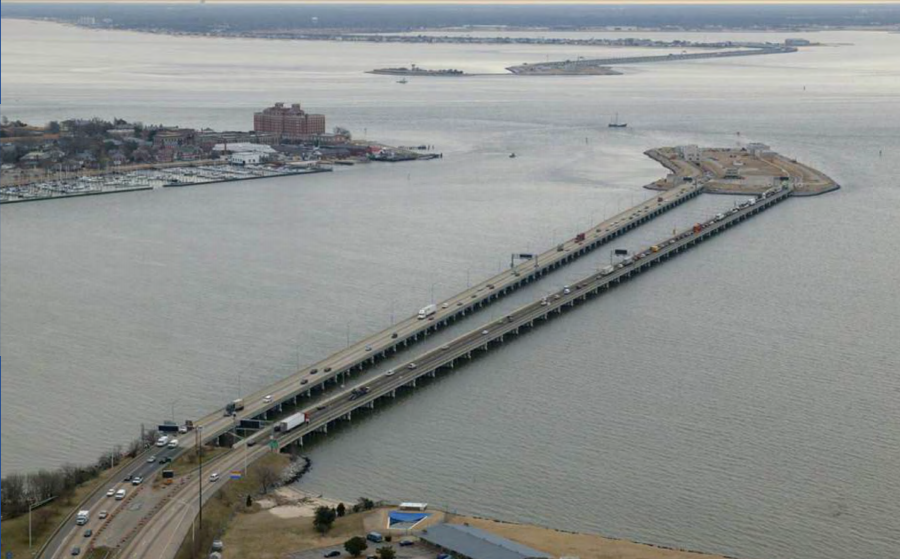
{"left": 274, "top": 412, "right": 309, "bottom": 433}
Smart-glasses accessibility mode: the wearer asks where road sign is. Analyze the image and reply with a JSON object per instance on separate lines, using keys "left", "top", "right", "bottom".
{"left": 230, "top": 471, "right": 243, "bottom": 480}
{"left": 268, "top": 440, "right": 278, "bottom": 450}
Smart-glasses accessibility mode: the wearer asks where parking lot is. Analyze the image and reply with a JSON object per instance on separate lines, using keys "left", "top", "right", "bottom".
{"left": 288, "top": 539, "right": 437, "bottom": 559}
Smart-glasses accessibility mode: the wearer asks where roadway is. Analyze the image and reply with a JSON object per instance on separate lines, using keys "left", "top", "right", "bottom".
{"left": 110, "top": 184, "right": 792, "bottom": 559}
{"left": 47, "top": 445, "right": 182, "bottom": 559}
{"left": 41, "top": 183, "right": 703, "bottom": 559}
{"left": 190, "top": 183, "right": 704, "bottom": 443}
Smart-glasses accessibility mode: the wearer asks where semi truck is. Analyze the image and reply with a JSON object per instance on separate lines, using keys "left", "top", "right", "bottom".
{"left": 224, "top": 398, "right": 245, "bottom": 416}
{"left": 274, "top": 412, "right": 309, "bottom": 433}
{"left": 417, "top": 304, "right": 437, "bottom": 320}
{"left": 600, "top": 265, "right": 615, "bottom": 276}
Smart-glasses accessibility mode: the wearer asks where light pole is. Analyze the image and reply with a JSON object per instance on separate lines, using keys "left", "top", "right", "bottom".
{"left": 170, "top": 400, "right": 178, "bottom": 424}
{"left": 430, "top": 282, "right": 439, "bottom": 304}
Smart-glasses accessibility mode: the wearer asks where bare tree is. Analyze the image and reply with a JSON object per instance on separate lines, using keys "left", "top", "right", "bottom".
{"left": 256, "top": 463, "right": 280, "bottom": 495}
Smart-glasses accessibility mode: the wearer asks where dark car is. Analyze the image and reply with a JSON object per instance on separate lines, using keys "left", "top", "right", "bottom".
{"left": 323, "top": 551, "right": 341, "bottom": 558}
{"left": 316, "top": 405, "right": 327, "bottom": 411}
{"left": 83, "top": 529, "right": 93, "bottom": 538}
{"left": 324, "top": 367, "right": 332, "bottom": 373}
{"left": 301, "top": 379, "right": 309, "bottom": 385}
{"left": 391, "top": 332, "right": 399, "bottom": 339}
{"left": 123, "top": 475, "right": 132, "bottom": 482}
{"left": 310, "top": 368, "right": 319, "bottom": 375}
{"left": 71, "top": 547, "right": 81, "bottom": 556}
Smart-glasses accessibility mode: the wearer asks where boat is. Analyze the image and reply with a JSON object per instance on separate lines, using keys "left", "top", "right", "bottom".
{"left": 608, "top": 113, "right": 628, "bottom": 128}
{"left": 509, "top": 153, "right": 517, "bottom": 159}
{"left": 397, "top": 78, "right": 408, "bottom": 84}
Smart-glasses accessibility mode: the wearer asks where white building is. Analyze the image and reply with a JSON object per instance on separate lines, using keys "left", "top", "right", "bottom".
{"left": 678, "top": 145, "right": 702, "bottom": 162}
{"left": 213, "top": 143, "right": 276, "bottom": 156}
{"left": 746, "top": 143, "right": 771, "bottom": 157}
{"left": 230, "top": 152, "right": 262, "bottom": 166}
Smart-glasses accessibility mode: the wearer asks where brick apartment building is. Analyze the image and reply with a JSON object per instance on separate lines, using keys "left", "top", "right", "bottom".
{"left": 253, "top": 103, "right": 326, "bottom": 141}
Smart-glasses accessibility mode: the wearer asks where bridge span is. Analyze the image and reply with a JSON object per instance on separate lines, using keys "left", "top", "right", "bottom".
{"left": 193, "top": 183, "right": 705, "bottom": 443}
{"left": 76, "top": 182, "right": 792, "bottom": 559}
{"left": 109, "top": 183, "right": 792, "bottom": 559}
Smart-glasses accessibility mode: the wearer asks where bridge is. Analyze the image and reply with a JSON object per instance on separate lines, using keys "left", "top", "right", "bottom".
{"left": 90, "top": 183, "right": 793, "bottom": 559}
{"left": 190, "top": 182, "right": 705, "bottom": 445}
{"left": 507, "top": 46, "right": 797, "bottom": 73}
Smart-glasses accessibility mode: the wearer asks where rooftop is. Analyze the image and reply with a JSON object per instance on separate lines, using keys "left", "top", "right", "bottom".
{"left": 420, "top": 523, "right": 552, "bottom": 559}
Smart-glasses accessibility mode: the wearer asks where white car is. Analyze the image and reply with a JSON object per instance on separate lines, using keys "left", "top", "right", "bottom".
{"left": 209, "top": 473, "right": 220, "bottom": 482}
{"left": 131, "top": 477, "right": 143, "bottom": 486}
{"left": 481, "top": 330, "right": 489, "bottom": 336}
{"left": 106, "top": 488, "right": 116, "bottom": 497}
{"left": 385, "top": 369, "right": 395, "bottom": 377}
{"left": 98, "top": 511, "right": 108, "bottom": 520}
{"left": 147, "top": 456, "right": 156, "bottom": 463}
{"left": 441, "top": 303, "right": 449, "bottom": 309}
{"left": 263, "top": 395, "right": 273, "bottom": 404}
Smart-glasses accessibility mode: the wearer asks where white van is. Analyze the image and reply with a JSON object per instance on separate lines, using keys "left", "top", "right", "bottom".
{"left": 167, "top": 438, "right": 179, "bottom": 449}
{"left": 156, "top": 436, "right": 169, "bottom": 447}
{"left": 115, "top": 489, "right": 126, "bottom": 500}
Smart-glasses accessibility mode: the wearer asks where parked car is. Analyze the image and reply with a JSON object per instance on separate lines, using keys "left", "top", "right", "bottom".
{"left": 323, "top": 551, "right": 341, "bottom": 558}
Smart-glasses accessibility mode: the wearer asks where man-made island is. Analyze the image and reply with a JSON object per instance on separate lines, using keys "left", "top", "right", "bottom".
{"left": 645, "top": 144, "right": 839, "bottom": 197}
{"left": 0, "top": 102, "right": 439, "bottom": 204}
{"left": 368, "top": 64, "right": 466, "bottom": 77}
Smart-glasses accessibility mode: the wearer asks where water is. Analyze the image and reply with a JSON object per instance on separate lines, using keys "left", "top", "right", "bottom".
{"left": 3, "top": 19, "right": 900, "bottom": 559}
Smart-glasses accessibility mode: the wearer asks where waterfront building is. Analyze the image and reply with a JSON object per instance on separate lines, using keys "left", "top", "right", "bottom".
{"left": 254, "top": 102, "right": 326, "bottom": 141}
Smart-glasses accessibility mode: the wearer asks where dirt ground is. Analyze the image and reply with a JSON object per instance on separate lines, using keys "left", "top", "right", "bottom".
{"left": 446, "top": 514, "right": 737, "bottom": 559}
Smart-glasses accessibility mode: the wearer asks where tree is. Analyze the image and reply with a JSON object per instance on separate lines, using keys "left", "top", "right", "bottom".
{"left": 47, "top": 121, "right": 61, "bottom": 134}
{"left": 336, "top": 502, "right": 346, "bottom": 517}
{"left": 343, "top": 536, "right": 367, "bottom": 557}
{"left": 354, "top": 496, "right": 375, "bottom": 512}
{"left": 313, "top": 505, "right": 336, "bottom": 534}
{"left": 256, "top": 462, "right": 280, "bottom": 495}
{"left": 33, "top": 507, "right": 54, "bottom": 533}
{"left": 376, "top": 546, "right": 396, "bottom": 559}
{"left": 246, "top": 494, "right": 253, "bottom": 508}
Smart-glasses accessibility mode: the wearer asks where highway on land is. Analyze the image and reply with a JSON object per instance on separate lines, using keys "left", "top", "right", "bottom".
{"left": 191, "top": 183, "right": 704, "bottom": 443}
{"left": 47, "top": 445, "right": 181, "bottom": 559}
{"left": 112, "top": 184, "right": 791, "bottom": 559}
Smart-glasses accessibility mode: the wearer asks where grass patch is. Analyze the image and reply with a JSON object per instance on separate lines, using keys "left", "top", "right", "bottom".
{"left": 173, "top": 452, "right": 290, "bottom": 559}
{"left": 223, "top": 506, "right": 370, "bottom": 559}
{"left": 0, "top": 463, "right": 130, "bottom": 559}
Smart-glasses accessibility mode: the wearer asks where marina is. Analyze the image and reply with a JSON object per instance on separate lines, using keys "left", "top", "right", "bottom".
{"left": 0, "top": 163, "right": 332, "bottom": 204}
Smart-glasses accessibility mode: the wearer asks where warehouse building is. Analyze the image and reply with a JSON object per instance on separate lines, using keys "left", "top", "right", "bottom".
{"left": 420, "top": 523, "right": 552, "bottom": 559}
